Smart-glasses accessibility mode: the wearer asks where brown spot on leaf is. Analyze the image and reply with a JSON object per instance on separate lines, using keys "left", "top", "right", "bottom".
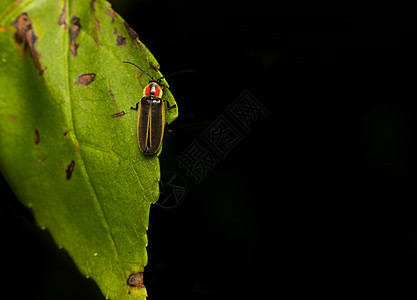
{"left": 105, "top": 8, "right": 115, "bottom": 23}
{"left": 58, "top": 0, "right": 67, "bottom": 29}
{"left": 63, "top": 131, "right": 69, "bottom": 136}
{"left": 76, "top": 73, "right": 95, "bottom": 86}
{"left": 9, "top": 115, "right": 17, "bottom": 121}
{"left": 116, "top": 34, "right": 126, "bottom": 46}
{"left": 127, "top": 273, "right": 144, "bottom": 289}
{"left": 111, "top": 111, "right": 125, "bottom": 118}
{"left": 109, "top": 88, "right": 116, "bottom": 104}
{"left": 113, "top": 28, "right": 126, "bottom": 46}
{"left": 13, "top": 13, "right": 30, "bottom": 44}
{"left": 13, "top": 13, "right": 44, "bottom": 75}
{"left": 124, "top": 21, "right": 139, "bottom": 42}
{"left": 150, "top": 62, "right": 160, "bottom": 71}
{"left": 109, "top": 88, "right": 125, "bottom": 117}
{"left": 66, "top": 160, "right": 75, "bottom": 180}
{"left": 70, "top": 16, "right": 81, "bottom": 57}
{"left": 124, "top": 21, "right": 147, "bottom": 52}
{"left": 90, "top": 0, "right": 100, "bottom": 44}
{"left": 34, "top": 128, "right": 39, "bottom": 144}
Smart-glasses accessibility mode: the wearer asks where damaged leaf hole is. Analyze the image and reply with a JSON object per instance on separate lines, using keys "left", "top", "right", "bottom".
{"left": 76, "top": 73, "right": 95, "bottom": 86}
{"left": 66, "top": 160, "right": 75, "bottom": 180}
{"left": 13, "top": 12, "right": 45, "bottom": 75}
{"left": 127, "top": 272, "right": 144, "bottom": 291}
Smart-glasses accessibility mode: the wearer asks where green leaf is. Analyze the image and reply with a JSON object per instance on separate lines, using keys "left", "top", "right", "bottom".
{"left": 0, "top": 0, "right": 177, "bottom": 299}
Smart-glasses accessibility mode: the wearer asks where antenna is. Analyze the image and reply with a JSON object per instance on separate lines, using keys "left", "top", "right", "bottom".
{"left": 123, "top": 61, "right": 155, "bottom": 81}
{"left": 163, "top": 69, "right": 197, "bottom": 78}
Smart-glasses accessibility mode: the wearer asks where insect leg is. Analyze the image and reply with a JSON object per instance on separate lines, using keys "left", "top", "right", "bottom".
{"left": 165, "top": 100, "right": 177, "bottom": 109}
{"left": 130, "top": 102, "right": 139, "bottom": 110}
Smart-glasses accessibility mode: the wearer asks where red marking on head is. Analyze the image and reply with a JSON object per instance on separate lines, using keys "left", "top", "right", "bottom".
{"left": 144, "top": 86, "right": 150, "bottom": 96}
{"left": 154, "top": 87, "right": 161, "bottom": 97}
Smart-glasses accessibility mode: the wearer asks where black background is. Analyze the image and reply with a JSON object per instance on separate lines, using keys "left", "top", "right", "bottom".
{"left": 2, "top": 1, "right": 417, "bottom": 299}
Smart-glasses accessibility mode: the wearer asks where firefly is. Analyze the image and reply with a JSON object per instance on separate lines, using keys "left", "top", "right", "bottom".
{"left": 124, "top": 61, "right": 175, "bottom": 155}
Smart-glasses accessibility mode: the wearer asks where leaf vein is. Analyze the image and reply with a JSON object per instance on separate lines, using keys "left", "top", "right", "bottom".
{"left": 65, "top": 0, "right": 124, "bottom": 278}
